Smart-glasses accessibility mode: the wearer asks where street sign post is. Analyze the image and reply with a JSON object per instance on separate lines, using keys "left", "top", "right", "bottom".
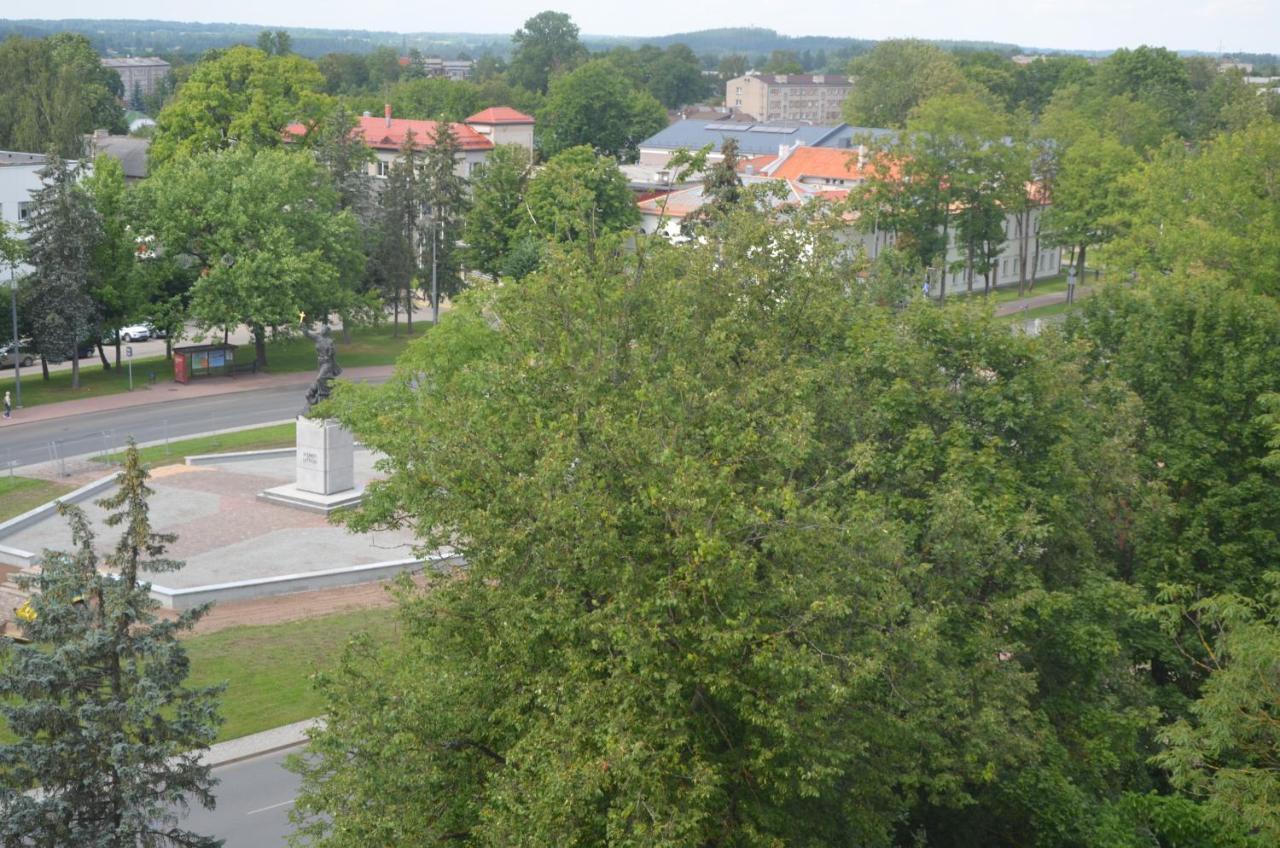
{"left": 125, "top": 344, "right": 133, "bottom": 390}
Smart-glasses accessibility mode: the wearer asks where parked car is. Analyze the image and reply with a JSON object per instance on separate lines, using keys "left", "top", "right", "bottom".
{"left": 143, "top": 322, "right": 168, "bottom": 340}
{"left": 0, "top": 343, "right": 34, "bottom": 369}
{"left": 118, "top": 324, "right": 150, "bottom": 343}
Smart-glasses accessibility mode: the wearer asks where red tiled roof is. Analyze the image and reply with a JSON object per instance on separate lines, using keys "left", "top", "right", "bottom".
{"left": 285, "top": 115, "right": 494, "bottom": 152}
{"left": 465, "top": 107, "right": 535, "bottom": 125}
{"left": 769, "top": 147, "right": 871, "bottom": 182}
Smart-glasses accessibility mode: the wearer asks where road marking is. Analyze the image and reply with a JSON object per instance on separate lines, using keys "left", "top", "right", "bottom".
{"left": 246, "top": 798, "right": 295, "bottom": 816}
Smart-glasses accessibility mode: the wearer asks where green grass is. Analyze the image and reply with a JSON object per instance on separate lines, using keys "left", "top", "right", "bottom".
{"left": 0, "top": 323, "right": 421, "bottom": 411}
{"left": 1, "top": 606, "right": 400, "bottom": 745}
{"left": 95, "top": 423, "right": 297, "bottom": 467}
{"left": 0, "top": 475, "right": 75, "bottom": 522}
{"left": 185, "top": 607, "right": 399, "bottom": 741}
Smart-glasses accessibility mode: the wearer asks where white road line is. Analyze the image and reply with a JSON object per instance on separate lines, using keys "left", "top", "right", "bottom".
{"left": 246, "top": 798, "right": 295, "bottom": 816}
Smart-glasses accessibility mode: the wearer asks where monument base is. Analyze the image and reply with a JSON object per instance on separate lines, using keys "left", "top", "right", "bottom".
{"left": 296, "top": 416, "right": 354, "bottom": 495}
{"left": 258, "top": 482, "right": 365, "bottom": 515}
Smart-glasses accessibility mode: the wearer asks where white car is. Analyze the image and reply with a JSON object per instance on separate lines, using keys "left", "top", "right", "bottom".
{"left": 118, "top": 324, "right": 151, "bottom": 342}
{"left": 0, "top": 343, "right": 34, "bottom": 369}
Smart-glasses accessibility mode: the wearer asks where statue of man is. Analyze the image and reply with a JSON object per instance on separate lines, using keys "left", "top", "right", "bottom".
{"left": 299, "top": 312, "right": 342, "bottom": 415}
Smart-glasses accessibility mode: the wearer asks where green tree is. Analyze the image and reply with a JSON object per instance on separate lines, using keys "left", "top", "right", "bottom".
{"left": 762, "top": 49, "right": 804, "bottom": 74}
{"left": 537, "top": 59, "right": 668, "bottom": 161}
{"left": 464, "top": 143, "right": 532, "bottom": 277}
{"left": 844, "top": 39, "right": 970, "bottom": 128}
{"left": 0, "top": 443, "right": 223, "bottom": 848}
{"left": 717, "top": 53, "right": 748, "bottom": 84}
{"left": 508, "top": 10, "right": 588, "bottom": 95}
{"left": 522, "top": 145, "right": 638, "bottom": 245}
{"left": 373, "top": 131, "right": 428, "bottom": 334}
{"left": 141, "top": 147, "right": 362, "bottom": 367}
{"left": 150, "top": 45, "right": 333, "bottom": 168}
{"left": 1145, "top": 578, "right": 1280, "bottom": 845}
{"left": 295, "top": 206, "right": 1153, "bottom": 846}
{"left": 1105, "top": 122, "right": 1280, "bottom": 296}
{"left": 256, "top": 29, "right": 293, "bottom": 57}
{"left": 0, "top": 33, "right": 124, "bottom": 157}
{"left": 84, "top": 153, "right": 145, "bottom": 370}
{"left": 24, "top": 154, "right": 100, "bottom": 388}
{"left": 1069, "top": 277, "right": 1280, "bottom": 604}
{"left": 1041, "top": 131, "right": 1139, "bottom": 277}
{"left": 421, "top": 122, "right": 469, "bottom": 320}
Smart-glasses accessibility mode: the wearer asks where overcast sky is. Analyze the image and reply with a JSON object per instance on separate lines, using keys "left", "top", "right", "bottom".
{"left": 16, "top": 0, "right": 1280, "bottom": 53}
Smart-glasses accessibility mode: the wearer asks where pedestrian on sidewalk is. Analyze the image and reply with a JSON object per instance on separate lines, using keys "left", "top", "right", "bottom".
{"left": 3, "top": 390, "right": 10, "bottom": 419}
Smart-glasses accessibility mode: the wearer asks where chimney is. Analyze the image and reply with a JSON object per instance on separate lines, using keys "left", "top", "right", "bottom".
{"left": 384, "top": 104, "right": 392, "bottom": 128}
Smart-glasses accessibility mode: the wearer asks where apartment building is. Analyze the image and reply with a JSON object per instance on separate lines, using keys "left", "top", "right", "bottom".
{"left": 725, "top": 73, "right": 853, "bottom": 124}
{"left": 101, "top": 57, "right": 171, "bottom": 98}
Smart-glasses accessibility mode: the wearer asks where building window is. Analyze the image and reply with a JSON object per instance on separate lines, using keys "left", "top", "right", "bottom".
{"left": 17, "top": 202, "right": 32, "bottom": 222}
{"left": 376, "top": 161, "right": 389, "bottom": 178}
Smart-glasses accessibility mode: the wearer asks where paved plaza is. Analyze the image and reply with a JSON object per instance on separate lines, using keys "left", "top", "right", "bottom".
{"left": 0, "top": 451, "right": 421, "bottom": 592}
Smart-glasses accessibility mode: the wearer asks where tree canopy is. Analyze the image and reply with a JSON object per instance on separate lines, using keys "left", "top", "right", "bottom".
{"left": 507, "top": 10, "right": 588, "bottom": 95}
{"left": 149, "top": 45, "right": 333, "bottom": 168}
{"left": 537, "top": 59, "right": 668, "bottom": 161}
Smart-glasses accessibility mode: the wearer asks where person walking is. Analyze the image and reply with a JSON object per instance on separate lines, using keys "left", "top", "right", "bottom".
{"left": 3, "top": 390, "right": 10, "bottom": 419}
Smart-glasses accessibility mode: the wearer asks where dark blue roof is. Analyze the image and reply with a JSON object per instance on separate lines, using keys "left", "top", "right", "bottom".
{"left": 639, "top": 120, "right": 896, "bottom": 156}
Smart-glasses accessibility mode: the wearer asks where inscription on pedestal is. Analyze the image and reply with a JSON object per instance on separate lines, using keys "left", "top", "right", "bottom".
{"left": 295, "top": 416, "right": 355, "bottom": 495}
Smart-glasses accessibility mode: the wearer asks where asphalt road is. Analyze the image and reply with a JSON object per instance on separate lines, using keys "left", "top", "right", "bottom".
{"left": 179, "top": 748, "right": 302, "bottom": 847}
{"left": 0, "top": 381, "right": 314, "bottom": 470}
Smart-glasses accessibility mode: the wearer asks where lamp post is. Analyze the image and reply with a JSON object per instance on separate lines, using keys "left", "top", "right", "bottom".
{"left": 8, "top": 261, "right": 20, "bottom": 408}
{"left": 431, "top": 216, "right": 442, "bottom": 325}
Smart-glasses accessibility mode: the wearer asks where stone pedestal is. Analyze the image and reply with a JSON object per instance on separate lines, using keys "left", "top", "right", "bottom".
{"left": 258, "top": 417, "right": 363, "bottom": 514}
{"left": 296, "top": 416, "right": 355, "bottom": 495}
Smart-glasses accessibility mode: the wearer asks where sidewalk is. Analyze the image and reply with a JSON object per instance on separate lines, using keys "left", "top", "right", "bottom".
{"left": 0, "top": 365, "right": 395, "bottom": 429}
{"left": 993, "top": 285, "right": 1093, "bottom": 317}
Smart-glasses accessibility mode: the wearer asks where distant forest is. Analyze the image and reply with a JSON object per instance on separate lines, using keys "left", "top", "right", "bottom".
{"left": 0, "top": 18, "right": 1276, "bottom": 72}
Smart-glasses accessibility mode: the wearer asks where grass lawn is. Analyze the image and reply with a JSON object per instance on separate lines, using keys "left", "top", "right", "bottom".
{"left": 95, "top": 423, "right": 296, "bottom": 467}
{"left": 1, "top": 606, "right": 400, "bottom": 745}
{"left": 185, "top": 607, "right": 399, "bottom": 742}
{"left": 0, "top": 323, "right": 421, "bottom": 411}
{"left": 0, "top": 475, "right": 75, "bottom": 522}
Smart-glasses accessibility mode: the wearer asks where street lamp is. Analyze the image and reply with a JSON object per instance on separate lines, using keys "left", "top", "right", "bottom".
{"left": 8, "top": 260, "right": 20, "bottom": 408}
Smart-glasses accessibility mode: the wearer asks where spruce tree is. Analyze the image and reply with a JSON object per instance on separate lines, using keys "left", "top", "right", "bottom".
{"left": 421, "top": 121, "right": 469, "bottom": 319}
{"left": 375, "top": 130, "right": 426, "bottom": 334}
{"left": 0, "top": 442, "right": 223, "bottom": 848}
{"left": 23, "top": 153, "right": 101, "bottom": 388}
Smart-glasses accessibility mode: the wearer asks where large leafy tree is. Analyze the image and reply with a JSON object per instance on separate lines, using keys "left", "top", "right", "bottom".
{"left": 0, "top": 443, "right": 223, "bottom": 848}
{"left": 84, "top": 153, "right": 144, "bottom": 369}
{"left": 149, "top": 45, "right": 333, "bottom": 168}
{"left": 294, "top": 207, "right": 1152, "bottom": 846}
{"left": 463, "top": 143, "right": 532, "bottom": 277}
{"left": 537, "top": 59, "right": 668, "bottom": 162}
{"left": 0, "top": 33, "right": 124, "bottom": 158}
{"left": 1040, "top": 130, "right": 1140, "bottom": 277}
{"left": 24, "top": 154, "right": 100, "bottom": 388}
{"left": 843, "top": 39, "right": 970, "bottom": 128}
{"left": 1105, "top": 121, "right": 1280, "bottom": 297}
{"left": 522, "top": 145, "right": 638, "bottom": 245}
{"left": 507, "top": 10, "right": 588, "bottom": 95}
{"left": 140, "top": 146, "right": 362, "bottom": 367}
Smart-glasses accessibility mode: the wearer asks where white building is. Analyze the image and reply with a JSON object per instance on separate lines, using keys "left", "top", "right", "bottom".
{"left": 0, "top": 152, "right": 48, "bottom": 278}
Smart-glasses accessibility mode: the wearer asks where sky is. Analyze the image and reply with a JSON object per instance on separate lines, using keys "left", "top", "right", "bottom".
{"left": 12, "top": 0, "right": 1280, "bottom": 53}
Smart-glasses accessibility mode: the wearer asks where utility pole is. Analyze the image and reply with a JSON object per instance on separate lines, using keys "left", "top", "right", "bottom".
{"left": 8, "top": 262, "right": 20, "bottom": 408}
{"left": 431, "top": 215, "right": 440, "bottom": 325}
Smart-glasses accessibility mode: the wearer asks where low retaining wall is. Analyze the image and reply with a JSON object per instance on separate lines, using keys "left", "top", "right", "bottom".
{"left": 149, "top": 550, "right": 460, "bottom": 609}
{"left": 0, "top": 472, "right": 119, "bottom": 567}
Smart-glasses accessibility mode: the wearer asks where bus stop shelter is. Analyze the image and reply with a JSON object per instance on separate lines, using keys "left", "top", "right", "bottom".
{"left": 172, "top": 343, "right": 239, "bottom": 384}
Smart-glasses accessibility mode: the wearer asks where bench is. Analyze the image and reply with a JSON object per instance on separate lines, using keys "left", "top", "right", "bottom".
{"left": 230, "top": 360, "right": 259, "bottom": 377}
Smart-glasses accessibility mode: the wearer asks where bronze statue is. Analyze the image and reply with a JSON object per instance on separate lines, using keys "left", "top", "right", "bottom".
{"left": 299, "top": 312, "right": 342, "bottom": 415}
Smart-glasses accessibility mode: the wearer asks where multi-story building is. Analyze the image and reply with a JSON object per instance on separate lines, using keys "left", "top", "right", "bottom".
{"left": 0, "top": 151, "right": 49, "bottom": 278}
{"left": 725, "top": 73, "right": 853, "bottom": 124}
{"left": 101, "top": 57, "right": 171, "bottom": 99}
{"left": 286, "top": 105, "right": 535, "bottom": 180}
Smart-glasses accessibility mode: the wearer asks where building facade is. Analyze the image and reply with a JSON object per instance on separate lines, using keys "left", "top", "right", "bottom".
{"left": 725, "top": 74, "right": 853, "bottom": 124}
{"left": 286, "top": 106, "right": 535, "bottom": 180}
{"left": 101, "top": 57, "right": 171, "bottom": 99}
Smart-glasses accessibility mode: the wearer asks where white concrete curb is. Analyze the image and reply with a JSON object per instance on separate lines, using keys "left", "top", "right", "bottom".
{"left": 202, "top": 718, "right": 326, "bottom": 768}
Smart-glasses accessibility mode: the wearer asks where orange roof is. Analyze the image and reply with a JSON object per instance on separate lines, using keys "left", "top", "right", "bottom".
{"left": 465, "top": 107, "right": 535, "bottom": 125}
{"left": 285, "top": 115, "right": 494, "bottom": 152}
{"left": 769, "top": 147, "right": 874, "bottom": 182}
{"left": 736, "top": 154, "right": 777, "bottom": 174}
